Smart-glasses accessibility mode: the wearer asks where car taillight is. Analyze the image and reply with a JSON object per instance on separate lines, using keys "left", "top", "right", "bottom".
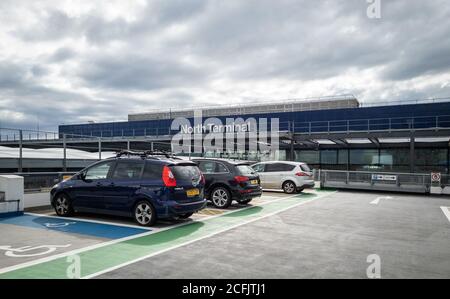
{"left": 200, "top": 173, "right": 205, "bottom": 184}
{"left": 234, "top": 176, "right": 249, "bottom": 183}
{"left": 295, "top": 172, "right": 309, "bottom": 177}
{"left": 162, "top": 166, "right": 177, "bottom": 187}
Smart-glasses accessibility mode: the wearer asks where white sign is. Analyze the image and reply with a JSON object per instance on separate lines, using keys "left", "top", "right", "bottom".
{"left": 0, "top": 244, "right": 71, "bottom": 257}
{"left": 180, "top": 121, "right": 254, "bottom": 134}
{"left": 371, "top": 174, "right": 397, "bottom": 181}
{"left": 431, "top": 173, "right": 441, "bottom": 183}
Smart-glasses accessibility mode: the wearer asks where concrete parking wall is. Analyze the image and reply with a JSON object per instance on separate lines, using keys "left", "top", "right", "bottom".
{"left": 23, "top": 192, "right": 50, "bottom": 209}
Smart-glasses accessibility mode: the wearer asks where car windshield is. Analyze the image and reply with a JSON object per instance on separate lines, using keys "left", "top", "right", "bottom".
{"left": 170, "top": 165, "right": 201, "bottom": 181}
{"left": 237, "top": 165, "right": 256, "bottom": 175}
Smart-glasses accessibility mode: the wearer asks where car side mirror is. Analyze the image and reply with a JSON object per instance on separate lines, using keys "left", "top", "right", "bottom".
{"left": 79, "top": 173, "right": 86, "bottom": 181}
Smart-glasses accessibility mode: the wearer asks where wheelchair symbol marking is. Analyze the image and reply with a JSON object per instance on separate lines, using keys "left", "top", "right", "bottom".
{"left": 44, "top": 222, "right": 76, "bottom": 228}
{"left": 0, "top": 244, "right": 71, "bottom": 257}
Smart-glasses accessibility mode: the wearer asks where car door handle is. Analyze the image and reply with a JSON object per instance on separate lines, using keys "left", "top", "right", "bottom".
{"left": 96, "top": 182, "right": 103, "bottom": 187}
{"left": 109, "top": 182, "right": 115, "bottom": 187}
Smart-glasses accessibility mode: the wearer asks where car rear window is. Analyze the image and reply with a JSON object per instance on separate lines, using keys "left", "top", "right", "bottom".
{"left": 197, "top": 161, "right": 217, "bottom": 173}
{"left": 236, "top": 165, "right": 256, "bottom": 175}
{"left": 300, "top": 164, "right": 311, "bottom": 172}
{"left": 170, "top": 165, "right": 201, "bottom": 181}
{"left": 142, "top": 162, "right": 164, "bottom": 180}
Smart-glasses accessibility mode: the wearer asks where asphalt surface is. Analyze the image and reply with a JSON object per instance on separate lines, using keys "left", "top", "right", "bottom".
{"left": 0, "top": 189, "right": 449, "bottom": 279}
{"left": 0, "top": 223, "right": 107, "bottom": 268}
{"left": 98, "top": 191, "right": 450, "bottom": 279}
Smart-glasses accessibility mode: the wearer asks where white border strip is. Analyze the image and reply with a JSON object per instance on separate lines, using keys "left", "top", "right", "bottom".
{"left": 440, "top": 206, "right": 450, "bottom": 223}
{"left": 0, "top": 192, "right": 310, "bottom": 275}
{"left": 84, "top": 191, "right": 335, "bottom": 279}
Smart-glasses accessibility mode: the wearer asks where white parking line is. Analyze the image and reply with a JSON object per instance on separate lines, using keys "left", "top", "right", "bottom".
{"left": 0, "top": 192, "right": 307, "bottom": 275}
{"left": 83, "top": 191, "right": 336, "bottom": 279}
{"left": 440, "top": 207, "right": 450, "bottom": 223}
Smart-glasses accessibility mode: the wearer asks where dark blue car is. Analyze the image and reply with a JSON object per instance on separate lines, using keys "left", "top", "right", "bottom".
{"left": 50, "top": 153, "right": 206, "bottom": 226}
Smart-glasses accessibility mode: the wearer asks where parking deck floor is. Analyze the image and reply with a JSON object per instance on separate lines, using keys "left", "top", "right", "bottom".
{"left": 0, "top": 189, "right": 449, "bottom": 279}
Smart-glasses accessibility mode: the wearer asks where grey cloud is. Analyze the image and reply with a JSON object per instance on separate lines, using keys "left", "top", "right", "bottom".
{"left": 14, "top": 0, "right": 208, "bottom": 44}
{"left": 79, "top": 54, "right": 209, "bottom": 91}
{"left": 0, "top": 60, "right": 118, "bottom": 131}
{"left": 30, "top": 65, "right": 50, "bottom": 77}
{"left": 0, "top": 63, "right": 27, "bottom": 89}
{"left": 49, "top": 47, "right": 77, "bottom": 62}
{"left": 1, "top": 0, "right": 450, "bottom": 131}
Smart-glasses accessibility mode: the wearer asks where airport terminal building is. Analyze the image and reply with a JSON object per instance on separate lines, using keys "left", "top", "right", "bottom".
{"left": 59, "top": 95, "right": 450, "bottom": 174}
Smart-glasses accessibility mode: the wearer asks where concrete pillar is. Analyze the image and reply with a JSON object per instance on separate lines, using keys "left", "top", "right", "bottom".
{"left": 18, "top": 130, "right": 23, "bottom": 172}
{"left": 410, "top": 136, "right": 415, "bottom": 173}
{"left": 290, "top": 138, "right": 295, "bottom": 161}
{"left": 98, "top": 138, "right": 102, "bottom": 160}
{"left": 63, "top": 134, "right": 67, "bottom": 172}
{"left": 347, "top": 149, "right": 350, "bottom": 171}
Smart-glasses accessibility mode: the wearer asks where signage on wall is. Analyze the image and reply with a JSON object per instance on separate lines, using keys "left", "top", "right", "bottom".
{"left": 431, "top": 172, "right": 441, "bottom": 184}
{"left": 371, "top": 174, "right": 397, "bottom": 181}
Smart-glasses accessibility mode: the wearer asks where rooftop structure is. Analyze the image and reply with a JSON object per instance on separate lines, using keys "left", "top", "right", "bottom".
{"left": 128, "top": 95, "right": 359, "bottom": 121}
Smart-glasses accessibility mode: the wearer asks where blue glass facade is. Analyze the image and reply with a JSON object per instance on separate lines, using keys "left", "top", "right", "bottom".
{"left": 59, "top": 102, "right": 450, "bottom": 137}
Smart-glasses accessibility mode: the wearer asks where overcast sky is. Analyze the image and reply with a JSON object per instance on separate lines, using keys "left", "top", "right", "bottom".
{"left": 1, "top": 0, "right": 450, "bottom": 131}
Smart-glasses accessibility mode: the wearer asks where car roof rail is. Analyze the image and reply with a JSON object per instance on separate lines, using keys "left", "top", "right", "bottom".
{"left": 115, "top": 150, "right": 178, "bottom": 160}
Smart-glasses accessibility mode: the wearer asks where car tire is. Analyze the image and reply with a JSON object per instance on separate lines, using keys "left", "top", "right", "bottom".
{"left": 54, "top": 193, "right": 74, "bottom": 217}
{"left": 282, "top": 181, "right": 297, "bottom": 194}
{"left": 237, "top": 198, "right": 253, "bottom": 205}
{"left": 178, "top": 212, "right": 194, "bottom": 219}
{"left": 210, "top": 187, "right": 232, "bottom": 209}
{"left": 134, "top": 200, "right": 157, "bottom": 226}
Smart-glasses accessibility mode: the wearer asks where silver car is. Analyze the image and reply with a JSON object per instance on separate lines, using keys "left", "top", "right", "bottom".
{"left": 251, "top": 161, "right": 315, "bottom": 194}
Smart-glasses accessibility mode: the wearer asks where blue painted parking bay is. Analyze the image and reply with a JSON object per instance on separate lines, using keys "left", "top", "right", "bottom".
{"left": 0, "top": 214, "right": 149, "bottom": 239}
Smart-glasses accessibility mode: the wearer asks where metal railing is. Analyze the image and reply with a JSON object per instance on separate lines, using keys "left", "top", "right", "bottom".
{"left": 319, "top": 170, "right": 450, "bottom": 194}
{"left": 0, "top": 172, "right": 77, "bottom": 192}
{"left": 0, "top": 127, "right": 173, "bottom": 142}
{"left": 360, "top": 97, "right": 450, "bottom": 108}
{"left": 286, "top": 115, "right": 450, "bottom": 134}
{"left": 3, "top": 113, "right": 450, "bottom": 144}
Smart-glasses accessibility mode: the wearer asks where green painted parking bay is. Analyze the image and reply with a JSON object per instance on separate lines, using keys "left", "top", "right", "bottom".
{"left": 0, "top": 190, "right": 334, "bottom": 279}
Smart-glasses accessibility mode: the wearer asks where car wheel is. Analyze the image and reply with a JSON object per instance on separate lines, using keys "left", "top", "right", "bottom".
{"left": 54, "top": 194, "right": 74, "bottom": 216}
{"left": 282, "top": 181, "right": 297, "bottom": 194}
{"left": 210, "top": 187, "right": 232, "bottom": 209}
{"left": 178, "top": 212, "right": 194, "bottom": 219}
{"left": 134, "top": 201, "right": 156, "bottom": 226}
{"left": 237, "top": 198, "right": 253, "bottom": 205}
